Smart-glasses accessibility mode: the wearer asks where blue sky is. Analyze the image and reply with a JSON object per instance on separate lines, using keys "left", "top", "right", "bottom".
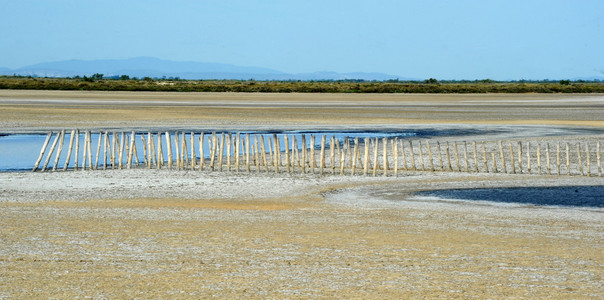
{"left": 1, "top": 0, "right": 603, "bottom": 80}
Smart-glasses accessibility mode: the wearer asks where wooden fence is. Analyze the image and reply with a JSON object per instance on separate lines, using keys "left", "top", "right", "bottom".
{"left": 32, "top": 130, "right": 603, "bottom": 177}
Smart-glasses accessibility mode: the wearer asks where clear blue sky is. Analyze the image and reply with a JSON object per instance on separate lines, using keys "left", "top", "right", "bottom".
{"left": 1, "top": 0, "right": 602, "bottom": 80}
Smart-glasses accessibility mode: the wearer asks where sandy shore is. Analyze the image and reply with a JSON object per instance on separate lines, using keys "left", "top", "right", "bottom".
{"left": 0, "top": 90, "right": 603, "bottom": 298}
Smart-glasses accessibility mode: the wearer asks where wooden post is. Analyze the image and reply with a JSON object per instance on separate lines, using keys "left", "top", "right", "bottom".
{"left": 65, "top": 130, "right": 77, "bottom": 171}
{"left": 508, "top": 142, "right": 515, "bottom": 174}
{"left": 517, "top": 142, "right": 523, "bottom": 174}
{"left": 453, "top": 142, "right": 460, "bottom": 172}
{"left": 142, "top": 133, "right": 148, "bottom": 168}
{"left": 165, "top": 132, "right": 172, "bottom": 168}
{"left": 254, "top": 135, "right": 260, "bottom": 172}
{"left": 482, "top": 142, "right": 488, "bottom": 173}
{"left": 75, "top": 130, "right": 81, "bottom": 170}
{"left": 463, "top": 141, "right": 469, "bottom": 173}
{"left": 492, "top": 152, "right": 497, "bottom": 173}
{"left": 360, "top": 137, "right": 368, "bottom": 175}
{"left": 400, "top": 139, "right": 407, "bottom": 171}
{"left": 586, "top": 142, "right": 591, "bottom": 177}
{"left": 498, "top": 141, "right": 506, "bottom": 174}
{"left": 87, "top": 131, "right": 93, "bottom": 170}
{"left": 577, "top": 143, "right": 583, "bottom": 176}
{"left": 340, "top": 139, "right": 347, "bottom": 176}
{"left": 597, "top": 141, "right": 602, "bottom": 177}
{"left": 372, "top": 138, "right": 379, "bottom": 176}
{"left": 158, "top": 132, "right": 164, "bottom": 169}
{"left": 331, "top": 136, "right": 337, "bottom": 174}
{"left": 81, "top": 131, "right": 88, "bottom": 170}
{"left": 301, "top": 135, "right": 307, "bottom": 173}
{"left": 127, "top": 131, "right": 135, "bottom": 168}
{"left": 393, "top": 138, "right": 399, "bottom": 176}
{"left": 473, "top": 141, "right": 479, "bottom": 173}
{"left": 260, "top": 135, "right": 268, "bottom": 172}
{"left": 246, "top": 134, "right": 251, "bottom": 172}
{"left": 190, "top": 132, "right": 196, "bottom": 170}
{"left": 117, "top": 132, "right": 124, "bottom": 169}
{"left": 319, "top": 135, "right": 326, "bottom": 175}
{"left": 217, "top": 133, "right": 224, "bottom": 171}
{"left": 409, "top": 140, "right": 416, "bottom": 171}
{"left": 536, "top": 143, "right": 541, "bottom": 175}
{"left": 199, "top": 132, "right": 205, "bottom": 170}
{"left": 556, "top": 142, "right": 561, "bottom": 175}
{"left": 95, "top": 132, "right": 102, "bottom": 170}
{"left": 310, "top": 135, "right": 316, "bottom": 174}
{"left": 33, "top": 133, "right": 52, "bottom": 172}
{"left": 437, "top": 141, "right": 444, "bottom": 171}
{"left": 418, "top": 141, "right": 425, "bottom": 171}
{"left": 295, "top": 136, "right": 301, "bottom": 169}
{"left": 566, "top": 143, "right": 570, "bottom": 176}
{"left": 546, "top": 143, "right": 551, "bottom": 175}
{"left": 272, "top": 135, "right": 279, "bottom": 173}
{"left": 42, "top": 132, "right": 61, "bottom": 172}
{"left": 51, "top": 130, "right": 66, "bottom": 171}
{"left": 382, "top": 137, "right": 388, "bottom": 176}
{"left": 147, "top": 131, "right": 155, "bottom": 168}
{"left": 427, "top": 141, "right": 435, "bottom": 171}
{"left": 526, "top": 142, "right": 531, "bottom": 174}
{"left": 181, "top": 132, "right": 187, "bottom": 168}
{"left": 173, "top": 134, "right": 179, "bottom": 169}
{"left": 103, "top": 132, "right": 110, "bottom": 170}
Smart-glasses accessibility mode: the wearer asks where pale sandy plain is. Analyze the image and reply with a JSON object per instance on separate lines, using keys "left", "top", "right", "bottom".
{"left": 0, "top": 90, "right": 603, "bottom": 298}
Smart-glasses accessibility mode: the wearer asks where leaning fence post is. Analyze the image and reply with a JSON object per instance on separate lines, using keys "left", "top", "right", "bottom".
{"left": 427, "top": 140, "right": 435, "bottom": 171}
{"left": 577, "top": 143, "right": 583, "bottom": 176}
{"left": 418, "top": 141, "right": 425, "bottom": 171}
{"left": 33, "top": 133, "right": 52, "bottom": 172}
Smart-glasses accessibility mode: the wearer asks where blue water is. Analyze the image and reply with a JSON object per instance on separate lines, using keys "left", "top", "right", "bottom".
{"left": 417, "top": 186, "right": 604, "bottom": 208}
{"left": 1, "top": 129, "right": 481, "bottom": 171}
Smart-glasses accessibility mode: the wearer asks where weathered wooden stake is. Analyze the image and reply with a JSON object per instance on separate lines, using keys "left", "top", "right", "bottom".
{"left": 508, "top": 142, "right": 515, "bottom": 174}
{"left": 566, "top": 143, "right": 570, "bottom": 176}
{"left": 310, "top": 135, "right": 316, "bottom": 173}
{"left": 491, "top": 152, "right": 497, "bottom": 173}
{"left": 332, "top": 137, "right": 337, "bottom": 174}
{"left": 149, "top": 132, "right": 157, "bottom": 169}
{"left": 546, "top": 143, "right": 551, "bottom": 175}
{"left": 87, "top": 131, "right": 93, "bottom": 170}
{"left": 473, "top": 141, "right": 479, "bottom": 173}
{"left": 199, "top": 132, "right": 204, "bottom": 170}
{"left": 556, "top": 142, "right": 561, "bottom": 175}
{"left": 597, "top": 141, "right": 601, "bottom": 176}
{"left": 103, "top": 132, "right": 109, "bottom": 170}
{"left": 409, "top": 140, "right": 416, "bottom": 171}
{"left": 319, "top": 135, "right": 326, "bottom": 175}
{"left": 301, "top": 135, "right": 307, "bottom": 173}
{"left": 400, "top": 139, "right": 407, "bottom": 171}
{"left": 340, "top": 139, "right": 347, "bottom": 176}
{"left": 418, "top": 141, "right": 425, "bottom": 171}
{"left": 463, "top": 141, "right": 469, "bottom": 173}
{"left": 453, "top": 142, "right": 460, "bottom": 172}
{"left": 33, "top": 133, "right": 52, "bottom": 172}
{"left": 517, "top": 142, "right": 523, "bottom": 174}
{"left": 427, "top": 141, "right": 435, "bottom": 171}
{"left": 165, "top": 132, "right": 172, "bottom": 168}
{"left": 273, "top": 134, "right": 279, "bottom": 173}
{"left": 157, "top": 132, "right": 163, "bottom": 169}
{"left": 118, "top": 132, "right": 124, "bottom": 169}
{"left": 586, "top": 142, "right": 591, "bottom": 177}
{"left": 81, "top": 131, "right": 88, "bottom": 170}
{"left": 127, "top": 131, "right": 135, "bottom": 168}
{"left": 437, "top": 141, "right": 444, "bottom": 170}
{"left": 95, "top": 132, "right": 102, "bottom": 170}
{"left": 52, "top": 130, "right": 66, "bottom": 171}
{"left": 393, "top": 138, "right": 399, "bottom": 176}
{"left": 482, "top": 142, "right": 488, "bottom": 173}
{"left": 536, "top": 143, "right": 541, "bottom": 175}
{"left": 382, "top": 137, "right": 389, "bottom": 176}
{"left": 577, "top": 143, "right": 583, "bottom": 175}
{"left": 42, "top": 132, "right": 60, "bottom": 172}
{"left": 65, "top": 130, "right": 77, "bottom": 171}
{"left": 245, "top": 134, "right": 251, "bottom": 172}
{"left": 182, "top": 132, "right": 188, "bottom": 167}
{"left": 526, "top": 142, "right": 531, "bottom": 174}
{"left": 255, "top": 135, "right": 261, "bottom": 172}
{"left": 260, "top": 135, "right": 268, "bottom": 172}
{"left": 75, "top": 130, "right": 81, "bottom": 170}
{"left": 190, "top": 132, "right": 196, "bottom": 170}
{"left": 173, "top": 134, "right": 179, "bottom": 169}
{"left": 498, "top": 141, "right": 506, "bottom": 174}
{"left": 372, "top": 138, "right": 379, "bottom": 176}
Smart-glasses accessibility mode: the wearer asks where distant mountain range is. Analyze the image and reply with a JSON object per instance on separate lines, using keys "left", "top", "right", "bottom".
{"left": 0, "top": 57, "right": 407, "bottom": 81}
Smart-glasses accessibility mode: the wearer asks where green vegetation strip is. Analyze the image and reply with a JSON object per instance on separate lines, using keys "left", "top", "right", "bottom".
{"left": 1, "top": 76, "right": 604, "bottom": 93}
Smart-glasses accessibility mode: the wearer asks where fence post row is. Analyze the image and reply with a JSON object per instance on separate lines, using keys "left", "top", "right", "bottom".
{"left": 30, "top": 131, "right": 602, "bottom": 177}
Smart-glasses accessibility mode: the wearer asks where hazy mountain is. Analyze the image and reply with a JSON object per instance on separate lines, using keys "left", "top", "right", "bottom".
{"left": 0, "top": 57, "right": 405, "bottom": 81}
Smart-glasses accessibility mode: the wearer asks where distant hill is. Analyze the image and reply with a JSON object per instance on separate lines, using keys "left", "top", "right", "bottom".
{"left": 0, "top": 57, "right": 405, "bottom": 81}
